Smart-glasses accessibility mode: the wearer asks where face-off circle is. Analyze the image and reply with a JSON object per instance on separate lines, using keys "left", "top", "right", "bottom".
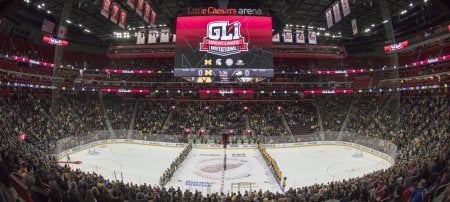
{"left": 194, "top": 158, "right": 252, "bottom": 180}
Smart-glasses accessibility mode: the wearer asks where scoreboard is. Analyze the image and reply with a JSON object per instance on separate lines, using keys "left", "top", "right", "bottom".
{"left": 174, "top": 15, "right": 274, "bottom": 82}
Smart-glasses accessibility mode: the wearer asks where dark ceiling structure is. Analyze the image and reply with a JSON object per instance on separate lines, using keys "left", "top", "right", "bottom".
{"left": 3, "top": 0, "right": 449, "bottom": 45}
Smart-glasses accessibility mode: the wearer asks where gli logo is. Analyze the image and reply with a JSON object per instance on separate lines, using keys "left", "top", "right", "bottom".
{"left": 200, "top": 21, "right": 248, "bottom": 56}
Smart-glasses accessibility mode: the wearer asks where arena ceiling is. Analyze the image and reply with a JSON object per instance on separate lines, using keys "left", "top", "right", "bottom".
{"left": 4, "top": 0, "right": 450, "bottom": 43}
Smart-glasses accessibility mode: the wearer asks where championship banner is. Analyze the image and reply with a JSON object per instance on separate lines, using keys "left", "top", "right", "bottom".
{"left": 308, "top": 31, "right": 317, "bottom": 44}
{"left": 101, "top": 0, "right": 111, "bottom": 18}
{"left": 341, "top": 0, "right": 351, "bottom": 16}
{"left": 326, "top": 9, "right": 333, "bottom": 28}
{"left": 147, "top": 29, "right": 157, "bottom": 43}
{"left": 143, "top": 2, "right": 151, "bottom": 23}
{"left": 136, "top": 31, "right": 146, "bottom": 44}
{"left": 295, "top": 30, "right": 305, "bottom": 44}
{"left": 127, "top": 0, "right": 135, "bottom": 9}
{"left": 172, "top": 34, "right": 176, "bottom": 42}
{"left": 351, "top": 19, "right": 358, "bottom": 35}
{"left": 283, "top": 29, "right": 293, "bottom": 43}
{"left": 333, "top": 2, "right": 341, "bottom": 23}
{"left": 136, "top": 0, "right": 144, "bottom": 16}
{"left": 272, "top": 33, "right": 280, "bottom": 42}
{"left": 150, "top": 10, "right": 157, "bottom": 26}
{"left": 119, "top": 9, "right": 127, "bottom": 29}
{"left": 160, "top": 28, "right": 170, "bottom": 43}
{"left": 111, "top": 2, "right": 120, "bottom": 24}
{"left": 384, "top": 41, "right": 409, "bottom": 52}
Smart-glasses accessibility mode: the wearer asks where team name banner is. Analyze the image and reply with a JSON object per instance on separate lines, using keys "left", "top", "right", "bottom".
{"left": 283, "top": 29, "right": 293, "bottom": 43}
{"left": 136, "top": 31, "right": 146, "bottom": 44}
{"left": 101, "top": 0, "right": 111, "bottom": 18}
{"left": 136, "top": 0, "right": 144, "bottom": 16}
{"left": 333, "top": 2, "right": 341, "bottom": 23}
{"left": 111, "top": 2, "right": 120, "bottom": 24}
{"left": 160, "top": 28, "right": 170, "bottom": 43}
{"left": 308, "top": 31, "right": 317, "bottom": 44}
{"left": 384, "top": 41, "right": 409, "bottom": 52}
{"left": 148, "top": 30, "right": 157, "bottom": 43}
{"left": 341, "top": 0, "right": 351, "bottom": 16}
{"left": 143, "top": 2, "right": 151, "bottom": 23}
{"left": 119, "top": 9, "right": 127, "bottom": 29}
{"left": 326, "top": 9, "right": 333, "bottom": 28}
{"left": 296, "top": 30, "right": 305, "bottom": 44}
{"left": 127, "top": 0, "right": 135, "bottom": 9}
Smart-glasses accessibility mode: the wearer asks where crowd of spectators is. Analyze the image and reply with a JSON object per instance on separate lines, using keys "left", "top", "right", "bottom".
{"left": 0, "top": 89, "right": 448, "bottom": 201}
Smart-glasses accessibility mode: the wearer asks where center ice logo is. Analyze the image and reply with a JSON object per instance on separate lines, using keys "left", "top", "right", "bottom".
{"left": 194, "top": 158, "right": 251, "bottom": 180}
{"left": 199, "top": 21, "right": 249, "bottom": 56}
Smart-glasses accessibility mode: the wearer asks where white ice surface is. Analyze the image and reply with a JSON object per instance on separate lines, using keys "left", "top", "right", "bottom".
{"left": 165, "top": 148, "right": 282, "bottom": 194}
{"left": 267, "top": 145, "right": 392, "bottom": 188}
{"left": 58, "top": 144, "right": 183, "bottom": 186}
{"left": 58, "top": 144, "right": 392, "bottom": 193}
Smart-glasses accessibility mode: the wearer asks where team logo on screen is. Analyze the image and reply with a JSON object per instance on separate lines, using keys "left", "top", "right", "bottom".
{"left": 200, "top": 21, "right": 249, "bottom": 56}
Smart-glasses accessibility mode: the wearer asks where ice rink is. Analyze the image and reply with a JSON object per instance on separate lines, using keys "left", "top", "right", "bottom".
{"left": 164, "top": 148, "right": 281, "bottom": 194}
{"left": 59, "top": 143, "right": 183, "bottom": 185}
{"left": 267, "top": 145, "right": 393, "bottom": 188}
{"left": 59, "top": 143, "right": 393, "bottom": 193}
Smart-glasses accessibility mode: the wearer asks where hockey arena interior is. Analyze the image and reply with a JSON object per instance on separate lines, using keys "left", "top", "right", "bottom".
{"left": 0, "top": 0, "right": 449, "bottom": 201}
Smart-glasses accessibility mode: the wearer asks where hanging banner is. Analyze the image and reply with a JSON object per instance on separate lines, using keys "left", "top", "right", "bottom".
{"left": 136, "top": 31, "right": 146, "bottom": 44}
{"left": 172, "top": 33, "right": 176, "bottom": 42}
{"left": 160, "top": 28, "right": 170, "bottom": 43}
{"left": 148, "top": 29, "right": 157, "bottom": 43}
{"left": 150, "top": 10, "right": 157, "bottom": 26}
{"left": 308, "top": 31, "right": 317, "bottom": 44}
{"left": 272, "top": 33, "right": 280, "bottom": 42}
{"left": 119, "top": 9, "right": 127, "bottom": 29}
{"left": 127, "top": 0, "right": 135, "bottom": 9}
{"left": 111, "top": 2, "right": 120, "bottom": 24}
{"left": 143, "top": 2, "right": 151, "bottom": 23}
{"left": 351, "top": 19, "right": 358, "bottom": 35}
{"left": 333, "top": 2, "right": 341, "bottom": 23}
{"left": 283, "top": 29, "right": 293, "bottom": 43}
{"left": 326, "top": 9, "right": 333, "bottom": 28}
{"left": 295, "top": 30, "right": 305, "bottom": 44}
{"left": 341, "top": 0, "right": 351, "bottom": 16}
{"left": 101, "top": 0, "right": 111, "bottom": 18}
{"left": 136, "top": 0, "right": 144, "bottom": 16}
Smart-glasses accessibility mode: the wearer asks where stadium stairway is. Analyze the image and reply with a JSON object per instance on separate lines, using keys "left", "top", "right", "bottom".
{"left": 160, "top": 110, "right": 173, "bottom": 134}
{"left": 99, "top": 93, "right": 115, "bottom": 137}
{"left": 279, "top": 111, "right": 294, "bottom": 137}
{"left": 314, "top": 98, "right": 325, "bottom": 140}
{"left": 337, "top": 96, "right": 358, "bottom": 140}
{"left": 128, "top": 99, "right": 139, "bottom": 132}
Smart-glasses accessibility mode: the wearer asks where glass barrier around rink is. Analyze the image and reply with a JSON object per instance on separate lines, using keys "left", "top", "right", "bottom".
{"left": 54, "top": 130, "right": 185, "bottom": 154}
{"left": 54, "top": 130, "right": 397, "bottom": 161}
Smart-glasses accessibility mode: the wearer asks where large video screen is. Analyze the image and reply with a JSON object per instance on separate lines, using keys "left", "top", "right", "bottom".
{"left": 174, "top": 16, "right": 274, "bottom": 82}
